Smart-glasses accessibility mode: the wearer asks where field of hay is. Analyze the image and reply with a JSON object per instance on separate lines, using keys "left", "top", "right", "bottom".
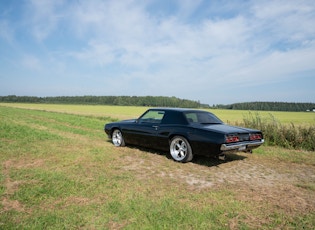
{"left": 1, "top": 103, "right": 314, "bottom": 125}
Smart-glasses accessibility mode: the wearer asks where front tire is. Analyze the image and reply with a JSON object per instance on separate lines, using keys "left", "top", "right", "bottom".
{"left": 112, "top": 129, "right": 125, "bottom": 147}
{"left": 169, "top": 136, "right": 193, "bottom": 163}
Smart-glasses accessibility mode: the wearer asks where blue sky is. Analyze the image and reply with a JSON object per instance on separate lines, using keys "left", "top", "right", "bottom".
{"left": 1, "top": 0, "right": 314, "bottom": 105}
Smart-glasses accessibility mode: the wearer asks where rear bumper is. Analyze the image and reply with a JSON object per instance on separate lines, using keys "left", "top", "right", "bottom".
{"left": 220, "top": 139, "right": 264, "bottom": 152}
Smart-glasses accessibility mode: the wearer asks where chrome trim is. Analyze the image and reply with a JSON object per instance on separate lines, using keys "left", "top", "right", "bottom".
{"left": 220, "top": 139, "right": 264, "bottom": 151}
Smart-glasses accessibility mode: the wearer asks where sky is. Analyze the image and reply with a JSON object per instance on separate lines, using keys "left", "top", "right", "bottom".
{"left": 0, "top": 0, "right": 315, "bottom": 105}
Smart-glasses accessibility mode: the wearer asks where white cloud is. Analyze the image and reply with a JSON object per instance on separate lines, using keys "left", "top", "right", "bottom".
{"left": 251, "top": 0, "right": 315, "bottom": 44}
{"left": 61, "top": 0, "right": 315, "bottom": 100}
{"left": 27, "top": 0, "right": 65, "bottom": 41}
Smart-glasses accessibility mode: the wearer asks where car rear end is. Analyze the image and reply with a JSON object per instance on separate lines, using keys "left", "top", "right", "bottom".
{"left": 220, "top": 132, "right": 264, "bottom": 153}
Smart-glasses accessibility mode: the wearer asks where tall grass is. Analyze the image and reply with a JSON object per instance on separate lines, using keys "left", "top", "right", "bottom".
{"left": 241, "top": 112, "right": 315, "bottom": 151}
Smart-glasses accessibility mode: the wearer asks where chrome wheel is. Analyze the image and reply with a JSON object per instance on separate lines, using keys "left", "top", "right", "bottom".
{"left": 112, "top": 129, "right": 125, "bottom": 147}
{"left": 170, "top": 136, "right": 193, "bottom": 162}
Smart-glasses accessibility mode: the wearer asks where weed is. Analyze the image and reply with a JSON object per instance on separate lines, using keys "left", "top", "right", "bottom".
{"left": 241, "top": 112, "right": 315, "bottom": 151}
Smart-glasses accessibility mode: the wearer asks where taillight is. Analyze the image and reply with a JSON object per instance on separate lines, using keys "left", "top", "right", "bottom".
{"left": 226, "top": 135, "right": 239, "bottom": 143}
{"left": 250, "top": 134, "right": 262, "bottom": 140}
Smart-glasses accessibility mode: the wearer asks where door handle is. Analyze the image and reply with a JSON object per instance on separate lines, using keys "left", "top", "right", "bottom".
{"left": 152, "top": 125, "right": 159, "bottom": 130}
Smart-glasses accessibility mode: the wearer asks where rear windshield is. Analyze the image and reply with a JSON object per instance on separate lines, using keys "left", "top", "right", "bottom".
{"left": 184, "top": 111, "right": 223, "bottom": 124}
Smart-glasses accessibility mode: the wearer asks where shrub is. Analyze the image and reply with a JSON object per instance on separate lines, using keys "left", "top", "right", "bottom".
{"left": 240, "top": 112, "right": 315, "bottom": 151}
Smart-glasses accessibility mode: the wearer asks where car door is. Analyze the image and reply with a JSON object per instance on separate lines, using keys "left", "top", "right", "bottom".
{"left": 122, "top": 110, "right": 165, "bottom": 148}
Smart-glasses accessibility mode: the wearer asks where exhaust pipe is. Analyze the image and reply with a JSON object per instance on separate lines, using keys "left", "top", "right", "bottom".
{"left": 218, "top": 153, "right": 226, "bottom": 161}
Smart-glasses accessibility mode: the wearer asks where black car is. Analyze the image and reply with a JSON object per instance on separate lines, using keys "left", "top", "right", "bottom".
{"left": 104, "top": 108, "right": 264, "bottom": 163}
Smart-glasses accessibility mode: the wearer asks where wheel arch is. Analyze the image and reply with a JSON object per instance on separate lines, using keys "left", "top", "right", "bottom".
{"left": 168, "top": 132, "right": 190, "bottom": 144}
{"left": 109, "top": 126, "right": 122, "bottom": 137}
{"left": 168, "top": 133, "right": 190, "bottom": 143}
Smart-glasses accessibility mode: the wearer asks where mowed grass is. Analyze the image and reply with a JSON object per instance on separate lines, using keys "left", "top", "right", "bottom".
{"left": 0, "top": 103, "right": 147, "bottom": 120}
{"left": 1, "top": 104, "right": 315, "bottom": 229}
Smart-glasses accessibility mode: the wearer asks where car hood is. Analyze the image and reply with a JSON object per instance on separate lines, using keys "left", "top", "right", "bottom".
{"left": 105, "top": 119, "right": 137, "bottom": 127}
{"left": 119, "top": 119, "right": 137, "bottom": 123}
{"left": 110, "top": 119, "right": 137, "bottom": 125}
{"left": 200, "top": 124, "right": 258, "bottom": 134}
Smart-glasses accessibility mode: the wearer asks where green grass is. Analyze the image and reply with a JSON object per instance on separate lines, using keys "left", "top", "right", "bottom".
{"left": 0, "top": 103, "right": 148, "bottom": 120}
{"left": 1, "top": 105, "right": 315, "bottom": 229}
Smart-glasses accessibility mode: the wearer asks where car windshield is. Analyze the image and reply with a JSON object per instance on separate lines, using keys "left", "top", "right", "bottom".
{"left": 184, "top": 111, "right": 223, "bottom": 124}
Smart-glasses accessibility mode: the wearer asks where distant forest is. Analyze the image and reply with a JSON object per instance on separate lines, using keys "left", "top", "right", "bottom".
{"left": 0, "top": 95, "right": 203, "bottom": 108}
{"left": 1, "top": 95, "right": 314, "bottom": 112}
{"left": 213, "top": 101, "right": 315, "bottom": 112}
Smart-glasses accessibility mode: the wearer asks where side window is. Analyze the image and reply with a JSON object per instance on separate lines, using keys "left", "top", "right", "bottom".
{"left": 139, "top": 110, "right": 165, "bottom": 124}
{"left": 185, "top": 113, "right": 198, "bottom": 123}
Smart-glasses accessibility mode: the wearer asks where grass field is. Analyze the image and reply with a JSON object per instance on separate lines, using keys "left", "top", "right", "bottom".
{"left": 1, "top": 103, "right": 315, "bottom": 125}
{"left": 1, "top": 104, "right": 315, "bottom": 229}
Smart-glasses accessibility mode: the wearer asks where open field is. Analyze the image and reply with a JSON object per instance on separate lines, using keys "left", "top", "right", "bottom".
{"left": 1, "top": 104, "right": 315, "bottom": 229}
{"left": 1, "top": 103, "right": 315, "bottom": 125}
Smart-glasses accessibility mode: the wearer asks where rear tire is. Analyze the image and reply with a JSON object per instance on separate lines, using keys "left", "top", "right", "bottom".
{"left": 169, "top": 136, "right": 193, "bottom": 163}
{"left": 112, "top": 129, "right": 125, "bottom": 147}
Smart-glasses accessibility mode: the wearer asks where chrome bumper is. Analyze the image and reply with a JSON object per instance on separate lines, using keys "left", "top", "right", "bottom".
{"left": 220, "top": 139, "right": 264, "bottom": 152}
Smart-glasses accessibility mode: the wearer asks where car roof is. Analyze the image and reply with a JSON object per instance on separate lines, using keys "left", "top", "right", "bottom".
{"left": 149, "top": 107, "right": 205, "bottom": 113}
{"left": 150, "top": 108, "right": 218, "bottom": 120}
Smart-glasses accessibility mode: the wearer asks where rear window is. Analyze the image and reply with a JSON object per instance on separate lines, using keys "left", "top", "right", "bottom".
{"left": 184, "top": 111, "right": 223, "bottom": 124}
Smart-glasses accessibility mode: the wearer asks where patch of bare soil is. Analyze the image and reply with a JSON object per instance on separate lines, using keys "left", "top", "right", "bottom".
{"left": 217, "top": 158, "right": 315, "bottom": 216}
{"left": 1, "top": 160, "right": 25, "bottom": 213}
{"left": 1, "top": 159, "right": 46, "bottom": 213}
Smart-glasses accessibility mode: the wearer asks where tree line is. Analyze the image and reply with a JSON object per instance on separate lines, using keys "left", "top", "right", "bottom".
{"left": 213, "top": 101, "right": 315, "bottom": 112}
{"left": 0, "top": 95, "right": 203, "bottom": 108}
{"left": 1, "top": 95, "right": 314, "bottom": 111}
